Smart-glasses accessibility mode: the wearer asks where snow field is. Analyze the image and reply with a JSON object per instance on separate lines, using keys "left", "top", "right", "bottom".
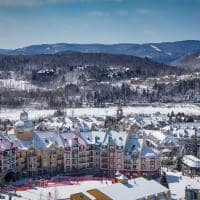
{"left": 1, "top": 104, "right": 200, "bottom": 121}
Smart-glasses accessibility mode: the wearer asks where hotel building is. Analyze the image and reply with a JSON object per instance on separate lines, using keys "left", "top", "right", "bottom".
{"left": 0, "top": 111, "right": 160, "bottom": 183}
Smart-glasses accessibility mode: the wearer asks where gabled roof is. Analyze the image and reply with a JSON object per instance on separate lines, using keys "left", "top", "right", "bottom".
{"left": 140, "top": 146, "right": 160, "bottom": 158}
{"left": 183, "top": 155, "right": 200, "bottom": 169}
{"left": 80, "top": 131, "right": 127, "bottom": 147}
{"left": 8, "top": 134, "right": 33, "bottom": 150}
{"left": 61, "top": 132, "right": 86, "bottom": 147}
{"left": 125, "top": 138, "right": 143, "bottom": 155}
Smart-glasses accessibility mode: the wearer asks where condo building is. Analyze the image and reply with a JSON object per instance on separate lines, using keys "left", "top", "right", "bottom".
{"left": 0, "top": 111, "right": 160, "bottom": 183}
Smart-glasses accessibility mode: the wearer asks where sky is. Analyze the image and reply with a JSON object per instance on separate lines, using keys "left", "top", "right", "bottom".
{"left": 0, "top": 0, "right": 200, "bottom": 49}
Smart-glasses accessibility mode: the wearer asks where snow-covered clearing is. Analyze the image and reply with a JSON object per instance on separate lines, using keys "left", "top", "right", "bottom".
{"left": 150, "top": 45, "right": 162, "bottom": 52}
{"left": 1, "top": 104, "right": 200, "bottom": 121}
{"left": 5, "top": 180, "right": 112, "bottom": 200}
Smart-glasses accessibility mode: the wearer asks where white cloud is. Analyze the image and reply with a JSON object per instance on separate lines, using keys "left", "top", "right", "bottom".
{"left": 88, "top": 11, "right": 109, "bottom": 17}
{"left": 136, "top": 8, "right": 152, "bottom": 15}
{"left": 118, "top": 9, "right": 129, "bottom": 16}
{"left": 0, "top": 0, "right": 123, "bottom": 7}
{"left": 0, "top": 0, "right": 43, "bottom": 6}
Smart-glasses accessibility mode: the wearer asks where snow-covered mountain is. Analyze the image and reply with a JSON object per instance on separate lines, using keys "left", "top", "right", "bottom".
{"left": 0, "top": 40, "right": 200, "bottom": 64}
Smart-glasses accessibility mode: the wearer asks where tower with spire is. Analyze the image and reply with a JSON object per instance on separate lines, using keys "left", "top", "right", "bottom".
{"left": 116, "top": 101, "right": 123, "bottom": 121}
{"left": 14, "top": 110, "right": 34, "bottom": 141}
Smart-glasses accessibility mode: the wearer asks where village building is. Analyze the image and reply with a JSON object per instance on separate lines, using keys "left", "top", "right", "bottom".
{"left": 0, "top": 111, "right": 161, "bottom": 184}
{"left": 185, "top": 184, "right": 200, "bottom": 200}
{"left": 182, "top": 155, "right": 200, "bottom": 176}
{"left": 0, "top": 132, "right": 17, "bottom": 183}
{"left": 143, "top": 129, "right": 178, "bottom": 150}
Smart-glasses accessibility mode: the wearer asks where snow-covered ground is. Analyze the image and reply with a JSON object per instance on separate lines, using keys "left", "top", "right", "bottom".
{"left": 160, "top": 168, "right": 200, "bottom": 200}
{"left": 0, "top": 108, "right": 55, "bottom": 120}
{"left": 1, "top": 104, "right": 200, "bottom": 120}
{"left": 4, "top": 169, "right": 200, "bottom": 200}
{"left": 4, "top": 180, "right": 112, "bottom": 200}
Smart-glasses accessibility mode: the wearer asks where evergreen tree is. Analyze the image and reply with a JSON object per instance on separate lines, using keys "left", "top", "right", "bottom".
{"left": 176, "top": 156, "right": 182, "bottom": 172}
{"left": 192, "top": 129, "right": 198, "bottom": 157}
{"left": 160, "top": 172, "right": 169, "bottom": 189}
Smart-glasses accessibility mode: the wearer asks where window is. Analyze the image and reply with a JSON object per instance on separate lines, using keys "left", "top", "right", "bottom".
{"left": 150, "top": 158, "right": 155, "bottom": 170}
{"left": 117, "top": 164, "right": 122, "bottom": 169}
{"left": 141, "top": 158, "right": 145, "bottom": 164}
{"left": 142, "top": 164, "right": 145, "bottom": 170}
{"left": 133, "top": 165, "right": 137, "bottom": 170}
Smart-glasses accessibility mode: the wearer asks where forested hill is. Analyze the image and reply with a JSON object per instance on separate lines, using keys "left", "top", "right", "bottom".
{"left": 0, "top": 52, "right": 183, "bottom": 79}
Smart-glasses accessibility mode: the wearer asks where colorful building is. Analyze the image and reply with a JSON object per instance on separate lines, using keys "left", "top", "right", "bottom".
{"left": 0, "top": 112, "right": 161, "bottom": 183}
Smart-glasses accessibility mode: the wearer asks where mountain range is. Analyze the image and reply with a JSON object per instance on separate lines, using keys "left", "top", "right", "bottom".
{"left": 1, "top": 40, "right": 200, "bottom": 64}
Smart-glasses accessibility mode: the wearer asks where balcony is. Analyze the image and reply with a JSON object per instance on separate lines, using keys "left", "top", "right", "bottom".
{"left": 101, "top": 145, "right": 107, "bottom": 150}
{"left": 101, "top": 153, "right": 108, "bottom": 157}
{"left": 101, "top": 158, "right": 108, "bottom": 163}
{"left": 116, "top": 146, "right": 123, "bottom": 151}
{"left": 101, "top": 165, "right": 108, "bottom": 169}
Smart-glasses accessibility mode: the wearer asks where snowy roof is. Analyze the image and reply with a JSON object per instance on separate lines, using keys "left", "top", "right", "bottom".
{"left": 35, "top": 131, "right": 64, "bottom": 149}
{"left": 80, "top": 130, "right": 128, "bottom": 147}
{"left": 161, "top": 125, "right": 171, "bottom": 132}
{"left": 125, "top": 137, "right": 160, "bottom": 158}
{"left": 61, "top": 132, "right": 86, "bottom": 147}
{"left": 140, "top": 146, "right": 160, "bottom": 158}
{"left": 161, "top": 148, "right": 172, "bottom": 153}
{"left": 107, "top": 131, "right": 127, "bottom": 146}
{"left": 172, "top": 127, "right": 200, "bottom": 139}
{"left": 183, "top": 155, "right": 200, "bottom": 169}
{"left": 144, "top": 129, "right": 177, "bottom": 147}
{"left": 116, "top": 174, "right": 128, "bottom": 180}
{"left": 125, "top": 138, "right": 143, "bottom": 155}
{"left": 80, "top": 131, "right": 105, "bottom": 145}
{"left": 0, "top": 132, "right": 14, "bottom": 151}
{"left": 9, "top": 134, "right": 34, "bottom": 150}
{"left": 174, "top": 122, "right": 200, "bottom": 129}
{"left": 145, "top": 130, "right": 166, "bottom": 141}
{"left": 74, "top": 117, "right": 88, "bottom": 131}
{"left": 8, "top": 131, "right": 87, "bottom": 150}
{"left": 14, "top": 120, "right": 33, "bottom": 131}
{"left": 43, "top": 117, "right": 74, "bottom": 131}
{"left": 96, "top": 177, "right": 169, "bottom": 200}
{"left": 81, "top": 116, "right": 104, "bottom": 129}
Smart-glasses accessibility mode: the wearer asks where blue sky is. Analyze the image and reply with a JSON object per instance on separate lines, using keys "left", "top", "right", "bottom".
{"left": 0, "top": 0, "right": 200, "bottom": 49}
